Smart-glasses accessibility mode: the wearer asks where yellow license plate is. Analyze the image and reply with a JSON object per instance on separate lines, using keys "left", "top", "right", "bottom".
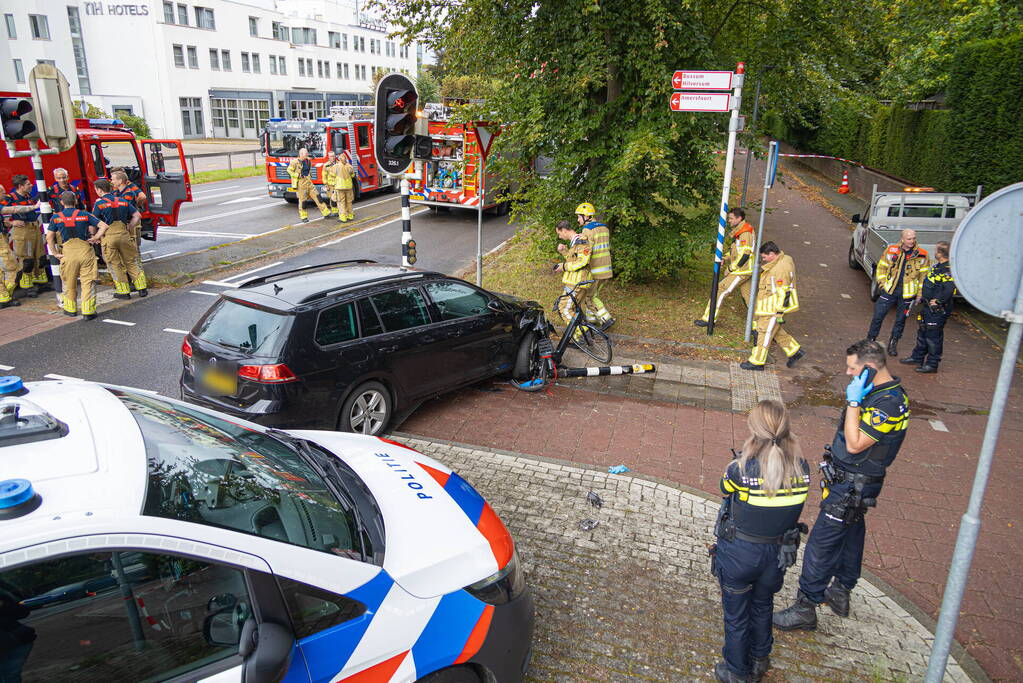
{"left": 202, "top": 368, "right": 237, "bottom": 396}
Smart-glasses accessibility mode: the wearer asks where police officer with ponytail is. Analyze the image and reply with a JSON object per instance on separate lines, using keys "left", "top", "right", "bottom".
{"left": 774, "top": 338, "right": 908, "bottom": 631}
{"left": 712, "top": 399, "right": 810, "bottom": 683}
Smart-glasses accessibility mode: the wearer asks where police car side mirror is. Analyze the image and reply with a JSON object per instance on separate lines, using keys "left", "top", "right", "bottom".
{"left": 243, "top": 621, "right": 294, "bottom": 683}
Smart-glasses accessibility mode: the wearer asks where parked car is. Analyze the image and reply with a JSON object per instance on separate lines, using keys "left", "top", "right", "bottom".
{"left": 0, "top": 377, "right": 533, "bottom": 683}
{"left": 180, "top": 260, "right": 544, "bottom": 435}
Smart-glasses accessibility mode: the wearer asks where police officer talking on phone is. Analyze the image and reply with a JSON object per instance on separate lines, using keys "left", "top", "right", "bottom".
{"left": 773, "top": 339, "right": 909, "bottom": 631}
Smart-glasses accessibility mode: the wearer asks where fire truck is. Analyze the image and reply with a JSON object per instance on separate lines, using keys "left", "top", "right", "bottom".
{"left": 409, "top": 119, "right": 509, "bottom": 214}
{"left": 0, "top": 104, "right": 192, "bottom": 239}
{"left": 260, "top": 106, "right": 398, "bottom": 204}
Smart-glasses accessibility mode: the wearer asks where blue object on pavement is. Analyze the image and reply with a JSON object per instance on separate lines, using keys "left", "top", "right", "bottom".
{"left": 608, "top": 465, "right": 630, "bottom": 474}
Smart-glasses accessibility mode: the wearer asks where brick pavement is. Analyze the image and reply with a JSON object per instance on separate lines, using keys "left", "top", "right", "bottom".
{"left": 400, "top": 159, "right": 1022, "bottom": 680}
{"left": 397, "top": 436, "right": 972, "bottom": 681}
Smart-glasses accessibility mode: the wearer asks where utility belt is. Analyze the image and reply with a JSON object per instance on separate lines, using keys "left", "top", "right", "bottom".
{"left": 819, "top": 446, "right": 882, "bottom": 525}
{"left": 711, "top": 498, "right": 808, "bottom": 571}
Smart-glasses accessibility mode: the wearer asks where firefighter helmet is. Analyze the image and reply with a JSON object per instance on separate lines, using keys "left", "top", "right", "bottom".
{"left": 575, "top": 202, "right": 596, "bottom": 217}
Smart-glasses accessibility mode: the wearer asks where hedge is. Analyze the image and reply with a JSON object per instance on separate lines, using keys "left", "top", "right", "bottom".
{"left": 774, "top": 33, "right": 1023, "bottom": 193}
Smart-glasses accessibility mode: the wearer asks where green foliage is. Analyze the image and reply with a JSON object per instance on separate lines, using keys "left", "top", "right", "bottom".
{"left": 71, "top": 100, "right": 151, "bottom": 138}
{"left": 120, "top": 113, "right": 151, "bottom": 138}
{"left": 414, "top": 69, "right": 441, "bottom": 104}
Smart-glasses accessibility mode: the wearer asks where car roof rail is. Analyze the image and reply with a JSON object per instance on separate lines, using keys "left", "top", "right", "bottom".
{"left": 238, "top": 259, "right": 379, "bottom": 289}
{"left": 299, "top": 271, "right": 433, "bottom": 304}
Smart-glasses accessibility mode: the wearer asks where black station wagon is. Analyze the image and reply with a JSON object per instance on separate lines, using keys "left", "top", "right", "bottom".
{"left": 180, "top": 260, "right": 543, "bottom": 434}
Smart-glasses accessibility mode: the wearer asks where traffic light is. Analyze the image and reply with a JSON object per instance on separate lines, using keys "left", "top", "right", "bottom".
{"left": 375, "top": 73, "right": 419, "bottom": 175}
{"left": 413, "top": 134, "right": 433, "bottom": 161}
{"left": 0, "top": 97, "right": 38, "bottom": 140}
{"left": 405, "top": 239, "right": 417, "bottom": 265}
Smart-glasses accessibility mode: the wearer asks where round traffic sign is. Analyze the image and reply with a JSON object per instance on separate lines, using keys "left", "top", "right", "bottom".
{"left": 950, "top": 182, "right": 1023, "bottom": 318}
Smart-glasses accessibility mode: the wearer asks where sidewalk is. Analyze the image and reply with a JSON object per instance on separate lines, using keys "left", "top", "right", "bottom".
{"left": 399, "top": 157, "right": 1022, "bottom": 679}
{"left": 396, "top": 435, "right": 973, "bottom": 682}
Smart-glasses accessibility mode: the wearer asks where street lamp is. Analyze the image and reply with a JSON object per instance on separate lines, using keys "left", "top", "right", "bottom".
{"left": 739, "top": 65, "right": 776, "bottom": 210}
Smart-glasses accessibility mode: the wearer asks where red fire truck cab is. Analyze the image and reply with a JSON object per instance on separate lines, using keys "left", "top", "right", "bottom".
{"left": 0, "top": 104, "right": 192, "bottom": 240}
{"left": 261, "top": 107, "right": 398, "bottom": 203}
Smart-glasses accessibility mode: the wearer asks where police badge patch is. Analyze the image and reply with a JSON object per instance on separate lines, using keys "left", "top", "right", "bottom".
{"left": 870, "top": 409, "right": 889, "bottom": 426}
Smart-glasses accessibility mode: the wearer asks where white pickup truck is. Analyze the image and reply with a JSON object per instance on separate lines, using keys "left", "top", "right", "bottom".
{"left": 847, "top": 185, "right": 982, "bottom": 300}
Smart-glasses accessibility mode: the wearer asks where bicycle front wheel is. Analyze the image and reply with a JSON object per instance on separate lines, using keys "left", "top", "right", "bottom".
{"left": 576, "top": 322, "right": 613, "bottom": 364}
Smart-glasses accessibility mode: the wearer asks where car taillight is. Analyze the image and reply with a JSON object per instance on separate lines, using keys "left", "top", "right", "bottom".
{"left": 181, "top": 337, "right": 192, "bottom": 358}
{"left": 238, "top": 363, "right": 298, "bottom": 383}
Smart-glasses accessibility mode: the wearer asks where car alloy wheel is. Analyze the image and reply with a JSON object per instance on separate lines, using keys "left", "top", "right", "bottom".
{"left": 344, "top": 382, "right": 391, "bottom": 435}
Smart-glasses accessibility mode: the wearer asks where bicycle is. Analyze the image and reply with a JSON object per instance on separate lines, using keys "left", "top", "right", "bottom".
{"left": 514, "top": 280, "right": 613, "bottom": 391}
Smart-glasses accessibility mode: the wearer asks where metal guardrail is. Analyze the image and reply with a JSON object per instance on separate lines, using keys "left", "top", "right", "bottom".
{"left": 184, "top": 149, "right": 262, "bottom": 176}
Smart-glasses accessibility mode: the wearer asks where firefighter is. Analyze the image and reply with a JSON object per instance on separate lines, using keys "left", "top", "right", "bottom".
{"left": 774, "top": 339, "right": 909, "bottom": 631}
{"left": 111, "top": 170, "right": 147, "bottom": 251}
{"left": 49, "top": 168, "right": 85, "bottom": 209}
{"left": 900, "top": 240, "right": 954, "bottom": 373}
{"left": 712, "top": 400, "right": 809, "bottom": 683}
{"left": 553, "top": 219, "right": 591, "bottom": 341}
{"left": 93, "top": 179, "right": 147, "bottom": 299}
{"left": 3, "top": 175, "right": 48, "bottom": 293}
{"left": 331, "top": 151, "right": 356, "bottom": 223}
{"left": 0, "top": 184, "right": 27, "bottom": 308}
{"left": 287, "top": 147, "right": 330, "bottom": 223}
{"left": 867, "top": 228, "right": 929, "bottom": 357}
{"left": 574, "top": 203, "right": 614, "bottom": 329}
{"left": 322, "top": 150, "right": 340, "bottom": 216}
{"left": 45, "top": 191, "right": 108, "bottom": 319}
{"left": 741, "top": 241, "right": 805, "bottom": 371}
{"left": 697, "top": 208, "right": 755, "bottom": 327}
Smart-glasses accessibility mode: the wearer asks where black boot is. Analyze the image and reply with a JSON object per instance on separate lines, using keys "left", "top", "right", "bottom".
{"left": 773, "top": 590, "right": 818, "bottom": 631}
{"left": 751, "top": 656, "right": 771, "bottom": 682}
{"left": 887, "top": 337, "right": 899, "bottom": 356}
{"left": 786, "top": 349, "right": 805, "bottom": 368}
{"left": 898, "top": 357, "right": 920, "bottom": 365}
{"left": 739, "top": 361, "right": 764, "bottom": 372}
{"left": 867, "top": 335, "right": 876, "bottom": 342}
{"left": 713, "top": 661, "right": 749, "bottom": 683}
{"left": 824, "top": 581, "right": 851, "bottom": 617}
{"left": 915, "top": 365, "right": 937, "bottom": 374}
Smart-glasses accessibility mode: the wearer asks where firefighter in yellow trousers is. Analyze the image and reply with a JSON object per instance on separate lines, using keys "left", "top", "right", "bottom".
{"left": 324, "top": 150, "right": 356, "bottom": 223}
{"left": 93, "top": 179, "right": 148, "bottom": 298}
{"left": 46, "top": 192, "right": 108, "bottom": 319}
{"left": 287, "top": 148, "right": 330, "bottom": 223}
{"left": 696, "top": 208, "right": 755, "bottom": 327}
{"left": 741, "top": 241, "right": 805, "bottom": 371}
{"left": 554, "top": 220, "right": 591, "bottom": 341}
{"left": 575, "top": 202, "right": 615, "bottom": 330}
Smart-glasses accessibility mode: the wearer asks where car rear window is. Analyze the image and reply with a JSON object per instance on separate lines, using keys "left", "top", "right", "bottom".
{"left": 369, "top": 287, "right": 430, "bottom": 332}
{"left": 315, "top": 302, "right": 358, "bottom": 346}
{"left": 195, "top": 299, "right": 291, "bottom": 355}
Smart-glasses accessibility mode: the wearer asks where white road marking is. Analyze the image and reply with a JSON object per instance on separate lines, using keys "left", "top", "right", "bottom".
{"left": 321, "top": 210, "right": 427, "bottom": 246}
{"left": 218, "top": 196, "right": 267, "bottom": 205}
{"left": 192, "top": 185, "right": 241, "bottom": 195}
{"left": 929, "top": 419, "right": 949, "bottom": 432}
{"left": 819, "top": 263, "right": 828, "bottom": 267}
{"left": 102, "top": 319, "right": 136, "bottom": 326}
{"left": 44, "top": 373, "right": 83, "bottom": 381}
{"left": 178, "top": 204, "right": 278, "bottom": 226}
{"left": 195, "top": 189, "right": 263, "bottom": 201}
{"left": 222, "top": 261, "right": 285, "bottom": 283}
{"left": 0, "top": 364, "right": 14, "bottom": 371}
{"left": 189, "top": 290, "right": 220, "bottom": 296}
{"left": 148, "top": 251, "right": 181, "bottom": 261}
{"left": 164, "top": 328, "right": 190, "bottom": 334}
{"left": 841, "top": 293, "right": 852, "bottom": 299}
{"left": 161, "top": 229, "right": 257, "bottom": 238}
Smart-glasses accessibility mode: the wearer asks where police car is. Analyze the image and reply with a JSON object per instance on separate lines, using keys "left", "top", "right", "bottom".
{"left": 0, "top": 377, "right": 533, "bottom": 683}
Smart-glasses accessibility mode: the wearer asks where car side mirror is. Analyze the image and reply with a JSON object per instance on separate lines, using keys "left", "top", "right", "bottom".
{"left": 851, "top": 213, "right": 862, "bottom": 224}
{"left": 242, "top": 621, "right": 294, "bottom": 683}
{"left": 203, "top": 606, "right": 243, "bottom": 647}
{"left": 486, "top": 300, "right": 505, "bottom": 313}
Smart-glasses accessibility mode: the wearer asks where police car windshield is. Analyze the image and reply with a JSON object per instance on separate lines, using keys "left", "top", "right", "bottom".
{"left": 111, "top": 389, "right": 365, "bottom": 561}
{"left": 194, "top": 299, "right": 290, "bottom": 355}
{"left": 268, "top": 129, "right": 326, "bottom": 158}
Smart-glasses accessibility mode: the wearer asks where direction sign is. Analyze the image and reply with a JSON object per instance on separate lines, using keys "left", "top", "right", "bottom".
{"left": 671, "top": 70, "right": 733, "bottom": 91}
{"left": 669, "top": 92, "right": 730, "bottom": 112}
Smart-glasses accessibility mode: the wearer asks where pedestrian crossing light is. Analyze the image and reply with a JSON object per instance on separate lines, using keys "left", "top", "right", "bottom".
{"left": 0, "top": 97, "right": 38, "bottom": 141}
{"left": 375, "top": 73, "right": 419, "bottom": 175}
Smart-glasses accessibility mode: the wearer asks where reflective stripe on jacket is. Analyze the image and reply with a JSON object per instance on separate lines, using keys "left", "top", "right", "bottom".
{"left": 727, "top": 222, "right": 755, "bottom": 276}
{"left": 581, "top": 220, "right": 612, "bottom": 279}
{"left": 754, "top": 252, "right": 799, "bottom": 316}
{"left": 562, "top": 235, "right": 591, "bottom": 286}
{"left": 876, "top": 245, "right": 929, "bottom": 299}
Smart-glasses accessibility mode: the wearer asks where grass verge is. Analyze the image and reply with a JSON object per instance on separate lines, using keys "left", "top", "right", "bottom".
{"left": 191, "top": 166, "right": 263, "bottom": 184}
{"left": 475, "top": 227, "right": 751, "bottom": 357}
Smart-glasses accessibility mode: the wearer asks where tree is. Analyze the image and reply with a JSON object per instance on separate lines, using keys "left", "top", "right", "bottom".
{"left": 415, "top": 69, "right": 441, "bottom": 104}
{"left": 71, "top": 100, "right": 152, "bottom": 137}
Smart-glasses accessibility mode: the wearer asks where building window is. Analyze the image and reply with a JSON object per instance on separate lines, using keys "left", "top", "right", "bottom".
{"left": 298, "top": 59, "right": 305, "bottom": 77}
{"left": 248, "top": 16, "right": 258, "bottom": 36}
{"left": 272, "top": 21, "right": 289, "bottom": 41}
{"left": 209, "top": 48, "right": 219, "bottom": 70}
{"left": 269, "top": 55, "right": 277, "bottom": 74}
{"left": 162, "top": 2, "right": 173, "bottom": 23}
{"left": 5, "top": 14, "right": 16, "bottom": 39}
{"left": 290, "top": 99, "right": 324, "bottom": 119}
{"left": 13, "top": 59, "right": 24, "bottom": 83}
{"left": 67, "top": 6, "right": 91, "bottom": 94}
{"left": 241, "top": 52, "right": 250, "bottom": 72}
{"left": 341, "top": 33, "right": 348, "bottom": 50}
{"left": 29, "top": 14, "right": 50, "bottom": 40}
{"left": 343, "top": 63, "right": 349, "bottom": 79}
{"left": 336, "top": 61, "right": 343, "bottom": 78}
{"left": 180, "top": 97, "right": 203, "bottom": 138}
{"left": 177, "top": 3, "right": 188, "bottom": 25}
{"left": 329, "top": 31, "right": 340, "bottom": 48}
{"left": 36, "top": 59, "right": 55, "bottom": 66}
{"left": 278, "top": 56, "right": 286, "bottom": 75}
{"left": 194, "top": 6, "right": 215, "bottom": 30}
{"left": 293, "top": 27, "right": 316, "bottom": 45}
{"left": 358, "top": 36, "right": 365, "bottom": 52}
{"left": 173, "top": 44, "right": 185, "bottom": 68}
{"left": 221, "top": 50, "right": 231, "bottom": 71}
{"left": 252, "top": 53, "right": 260, "bottom": 74}
{"left": 316, "top": 60, "right": 323, "bottom": 77}
{"left": 369, "top": 39, "right": 375, "bottom": 55}
{"left": 187, "top": 45, "right": 198, "bottom": 68}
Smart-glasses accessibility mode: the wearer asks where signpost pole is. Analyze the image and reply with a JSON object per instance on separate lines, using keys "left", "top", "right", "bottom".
{"left": 476, "top": 153, "right": 484, "bottom": 287}
{"left": 705, "top": 62, "right": 744, "bottom": 336}
{"left": 744, "top": 140, "right": 777, "bottom": 342}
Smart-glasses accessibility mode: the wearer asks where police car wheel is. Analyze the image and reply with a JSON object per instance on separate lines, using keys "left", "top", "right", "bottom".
{"left": 414, "top": 665, "right": 481, "bottom": 683}
{"left": 339, "top": 381, "right": 391, "bottom": 435}
{"left": 848, "top": 241, "right": 862, "bottom": 270}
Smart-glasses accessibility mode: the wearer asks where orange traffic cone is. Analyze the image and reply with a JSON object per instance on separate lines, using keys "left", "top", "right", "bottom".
{"left": 838, "top": 169, "right": 850, "bottom": 194}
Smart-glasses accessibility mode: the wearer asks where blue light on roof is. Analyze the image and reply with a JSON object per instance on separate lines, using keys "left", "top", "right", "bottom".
{"left": 0, "top": 376, "right": 24, "bottom": 396}
{"left": 88, "top": 118, "right": 125, "bottom": 126}
{"left": 0, "top": 479, "right": 34, "bottom": 510}
{"left": 269, "top": 117, "right": 285, "bottom": 122}
{"left": 317, "top": 117, "right": 331, "bottom": 122}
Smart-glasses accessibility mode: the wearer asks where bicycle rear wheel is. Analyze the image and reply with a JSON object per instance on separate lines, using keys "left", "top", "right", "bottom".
{"left": 576, "top": 322, "right": 613, "bottom": 364}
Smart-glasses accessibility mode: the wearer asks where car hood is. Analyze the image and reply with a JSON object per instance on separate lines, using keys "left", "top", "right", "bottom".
{"left": 291, "top": 431, "right": 513, "bottom": 599}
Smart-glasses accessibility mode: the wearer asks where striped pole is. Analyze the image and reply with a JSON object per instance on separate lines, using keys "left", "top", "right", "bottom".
{"left": 706, "top": 63, "right": 744, "bottom": 336}
{"left": 400, "top": 173, "right": 412, "bottom": 267}
{"left": 560, "top": 363, "right": 656, "bottom": 378}
{"left": 28, "top": 140, "right": 62, "bottom": 305}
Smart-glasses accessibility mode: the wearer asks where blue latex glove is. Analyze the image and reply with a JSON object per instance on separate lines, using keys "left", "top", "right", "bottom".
{"left": 845, "top": 370, "right": 874, "bottom": 403}
{"left": 608, "top": 465, "right": 630, "bottom": 474}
